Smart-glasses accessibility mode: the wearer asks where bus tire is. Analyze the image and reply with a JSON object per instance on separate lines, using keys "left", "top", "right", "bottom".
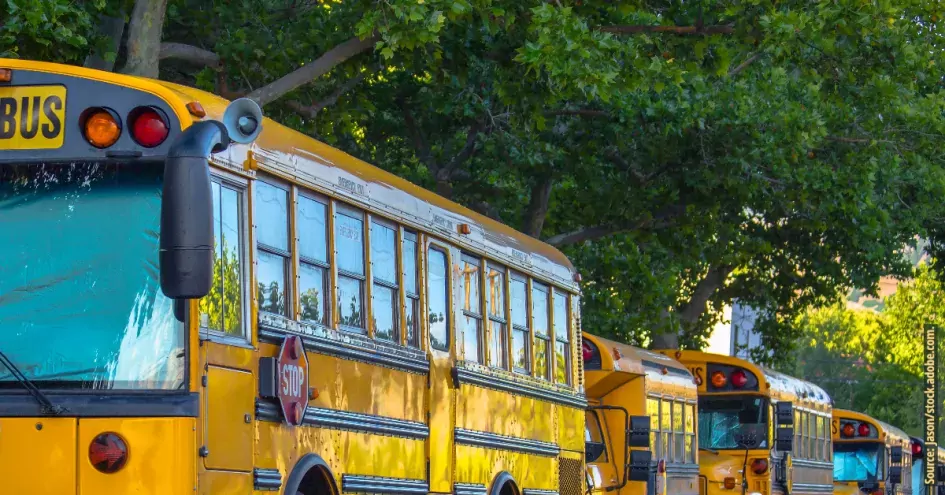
{"left": 284, "top": 454, "right": 337, "bottom": 495}
{"left": 490, "top": 471, "right": 519, "bottom": 495}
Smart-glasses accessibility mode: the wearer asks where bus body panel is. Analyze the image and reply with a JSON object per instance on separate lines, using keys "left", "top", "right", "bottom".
{"left": 0, "top": 417, "right": 77, "bottom": 495}
{"left": 454, "top": 444, "right": 558, "bottom": 489}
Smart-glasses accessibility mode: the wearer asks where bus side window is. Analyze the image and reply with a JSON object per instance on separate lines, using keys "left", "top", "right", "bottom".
{"left": 200, "top": 179, "right": 247, "bottom": 338}
{"left": 685, "top": 402, "right": 696, "bottom": 464}
{"left": 297, "top": 194, "right": 329, "bottom": 326}
{"left": 427, "top": 247, "right": 449, "bottom": 351}
{"left": 510, "top": 275, "right": 530, "bottom": 374}
{"left": 256, "top": 180, "right": 291, "bottom": 317}
{"left": 647, "top": 397, "right": 660, "bottom": 458}
{"left": 402, "top": 231, "right": 420, "bottom": 348}
{"left": 585, "top": 411, "right": 608, "bottom": 463}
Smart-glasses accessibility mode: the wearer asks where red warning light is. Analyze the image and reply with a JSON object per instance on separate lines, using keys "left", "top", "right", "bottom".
{"left": 89, "top": 432, "right": 128, "bottom": 473}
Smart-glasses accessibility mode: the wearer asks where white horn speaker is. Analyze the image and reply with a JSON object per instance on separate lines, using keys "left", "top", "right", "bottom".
{"left": 222, "top": 98, "right": 263, "bottom": 144}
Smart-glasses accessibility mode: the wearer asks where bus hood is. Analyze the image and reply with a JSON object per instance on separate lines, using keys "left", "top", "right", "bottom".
{"left": 698, "top": 449, "right": 746, "bottom": 482}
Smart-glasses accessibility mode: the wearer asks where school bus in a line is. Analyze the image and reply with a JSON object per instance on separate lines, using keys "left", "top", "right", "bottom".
{"left": 832, "top": 409, "right": 910, "bottom": 495}
{"left": 582, "top": 334, "right": 699, "bottom": 495}
{"left": 664, "top": 351, "right": 833, "bottom": 495}
{"left": 0, "top": 58, "right": 588, "bottom": 495}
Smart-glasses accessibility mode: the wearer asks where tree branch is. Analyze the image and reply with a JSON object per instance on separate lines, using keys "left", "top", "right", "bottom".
{"left": 826, "top": 135, "right": 893, "bottom": 144}
{"left": 247, "top": 33, "right": 378, "bottom": 106}
{"left": 678, "top": 264, "right": 734, "bottom": 324}
{"left": 287, "top": 66, "right": 375, "bottom": 118}
{"left": 524, "top": 177, "right": 554, "bottom": 238}
{"left": 444, "top": 121, "right": 484, "bottom": 173}
{"left": 728, "top": 51, "right": 762, "bottom": 77}
{"left": 159, "top": 42, "right": 221, "bottom": 68}
{"left": 546, "top": 204, "right": 687, "bottom": 246}
{"left": 400, "top": 102, "right": 435, "bottom": 172}
{"left": 599, "top": 25, "right": 734, "bottom": 35}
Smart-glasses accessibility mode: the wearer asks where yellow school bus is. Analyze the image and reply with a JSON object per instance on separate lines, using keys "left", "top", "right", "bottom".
{"left": 582, "top": 335, "right": 699, "bottom": 495}
{"left": 832, "top": 410, "right": 911, "bottom": 495}
{"left": 0, "top": 58, "right": 587, "bottom": 495}
{"left": 909, "top": 436, "right": 945, "bottom": 495}
{"left": 665, "top": 351, "right": 833, "bottom": 495}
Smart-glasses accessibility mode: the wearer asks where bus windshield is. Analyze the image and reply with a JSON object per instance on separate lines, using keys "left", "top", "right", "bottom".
{"left": 0, "top": 162, "right": 184, "bottom": 390}
{"left": 833, "top": 443, "right": 884, "bottom": 482}
{"left": 698, "top": 395, "right": 769, "bottom": 449}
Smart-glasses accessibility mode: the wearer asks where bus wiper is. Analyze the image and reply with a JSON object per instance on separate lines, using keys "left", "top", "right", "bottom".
{"left": 0, "top": 349, "right": 66, "bottom": 415}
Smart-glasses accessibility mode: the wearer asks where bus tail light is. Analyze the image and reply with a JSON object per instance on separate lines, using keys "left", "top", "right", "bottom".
{"left": 912, "top": 440, "right": 924, "bottom": 456}
{"left": 857, "top": 423, "right": 871, "bottom": 437}
{"left": 841, "top": 423, "right": 855, "bottom": 438}
{"left": 731, "top": 370, "right": 748, "bottom": 388}
{"left": 723, "top": 477, "right": 736, "bottom": 489}
{"left": 710, "top": 371, "right": 727, "bottom": 388}
{"left": 82, "top": 108, "right": 121, "bottom": 148}
{"left": 129, "top": 107, "right": 169, "bottom": 147}
{"left": 0, "top": 68, "right": 11, "bottom": 82}
{"left": 750, "top": 458, "right": 768, "bottom": 475}
{"left": 89, "top": 432, "right": 129, "bottom": 473}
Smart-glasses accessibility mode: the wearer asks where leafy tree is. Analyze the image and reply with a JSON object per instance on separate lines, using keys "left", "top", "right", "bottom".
{"left": 5, "top": 1, "right": 945, "bottom": 359}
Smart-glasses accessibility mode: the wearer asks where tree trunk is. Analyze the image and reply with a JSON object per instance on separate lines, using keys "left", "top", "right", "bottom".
{"left": 524, "top": 177, "right": 553, "bottom": 238}
{"left": 122, "top": 0, "right": 169, "bottom": 78}
{"left": 652, "top": 265, "right": 733, "bottom": 350}
{"left": 246, "top": 34, "right": 377, "bottom": 107}
{"left": 651, "top": 332, "right": 679, "bottom": 349}
{"left": 84, "top": 14, "right": 126, "bottom": 71}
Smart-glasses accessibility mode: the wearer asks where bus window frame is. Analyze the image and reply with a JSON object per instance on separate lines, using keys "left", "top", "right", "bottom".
{"left": 531, "top": 280, "right": 552, "bottom": 381}
{"left": 426, "top": 242, "right": 452, "bottom": 353}
{"left": 485, "top": 261, "right": 509, "bottom": 370}
{"left": 369, "top": 215, "right": 401, "bottom": 343}
{"left": 296, "top": 189, "right": 332, "bottom": 329}
{"left": 334, "top": 202, "right": 368, "bottom": 334}
{"left": 585, "top": 409, "right": 610, "bottom": 464}
{"left": 457, "top": 253, "right": 484, "bottom": 363}
{"left": 509, "top": 271, "right": 531, "bottom": 375}
{"left": 401, "top": 228, "right": 421, "bottom": 349}
{"left": 552, "top": 288, "right": 571, "bottom": 386}
{"left": 255, "top": 177, "right": 293, "bottom": 319}
{"left": 200, "top": 169, "right": 252, "bottom": 347}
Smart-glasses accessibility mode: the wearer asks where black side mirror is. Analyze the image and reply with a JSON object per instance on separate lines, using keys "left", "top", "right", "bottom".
{"left": 936, "top": 464, "right": 945, "bottom": 481}
{"left": 776, "top": 426, "right": 794, "bottom": 452}
{"left": 627, "top": 450, "right": 651, "bottom": 482}
{"left": 775, "top": 401, "right": 794, "bottom": 425}
{"left": 890, "top": 446, "right": 903, "bottom": 464}
{"left": 628, "top": 415, "right": 651, "bottom": 448}
{"left": 889, "top": 466, "right": 902, "bottom": 485}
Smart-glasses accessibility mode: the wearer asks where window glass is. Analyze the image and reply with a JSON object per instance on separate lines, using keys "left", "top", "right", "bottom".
{"left": 257, "top": 250, "right": 286, "bottom": 315}
{"left": 585, "top": 412, "right": 608, "bottom": 463}
{"left": 372, "top": 285, "right": 397, "bottom": 341}
{"left": 674, "top": 401, "right": 685, "bottom": 462}
{"left": 512, "top": 328, "right": 529, "bottom": 372}
{"left": 460, "top": 315, "right": 481, "bottom": 362}
{"left": 405, "top": 298, "right": 419, "bottom": 347}
{"left": 554, "top": 341, "right": 568, "bottom": 384}
{"left": 553, "top": 292, "right": 567, "bottom": 340}
{"left": 510, "top": 278, "right": 527, "bottom": 328}
{"left": 297, "top": 195, "right": 327, "bottom": 262}
{"left": 403, "top": 232, "right": 418, "bottom": 295}
{"left": 648, "top": 398, "right": 660, "bottom": 456}
{"left": 370, "top": 222, "right": 397, "bottom": 284}
{"left": 255, "top": 181, "right": 288, "bottom": 251}
{"left": 459, "top": 257, "right": 481, "bottom": 313}
{"left": 487, "top": 266, "right": 505, "bottom": 317}
{"left": 428, "top": 248, "right": 449, "bottom": 351}
{"left": 335, "top": 211, "right": 364, "bottom": 275}
{"left": 531, "top": 284, "right": 549, "bottom": 336}
{"left": 489, "top": 321, "right": 507, "bottom": 368}
{"left": 299, "top": 262, "right": 326, "bottom": 325}
{"left": 534, "top": 340, "right": 548, "bottom": 378}
{"left": 661, "top": 399, "right": 671, "bottom": 459}
{"left": 686, "top": 403, "right": 696, "bottom": 463}
{"left": 201, "top": 182, "right": 244, "bottom": 335}
{"left": 336, "top": 276, "right": 363, "bottom": 328}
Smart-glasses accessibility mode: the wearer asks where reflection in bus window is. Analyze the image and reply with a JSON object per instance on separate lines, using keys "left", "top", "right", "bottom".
{"left": 428, "top": 248, "right": 449, "bottom": 351}
{"left": 371, "top": 221, "right": 398, "bottom": 341}
{"left": 673, "top": 401, "right": 685, "bottom": 463}
{"left": 298, "top": 195, "right": 328, "bottom": 325}
{"left": 510, "top": 276, "right": 530, "bottom": 373}
{"left": 256, "top": 181, "right": 289, "bottom": 316}
{"left": 202, "top": 181, "right": 244, "bottom": 336}
{"left": 698, "top": 396, "right": 769, "bottom": 450}
{"left": 661, "top": 399, "right": 671, "bottom": 458}
{"left": 458, "top": 255, "right": 482, "bottom": 362}
{"left": 685, "top": 403, "right": 696, "bottom": 463}
{"left": 532, "top": 283, "right": 550, "bottom": 380}
{"left": 335, "top": 210, "right": 365, "bottom": 330}
{"left": 403, "top": 231, "right": 420, "bottom": 347}
{"left": 553, "top": 292, "right": 570, "bottom": 384}
{"left": 833, "top": 443, "right": 884, "bottom": 481}
{"left": 487, "top": 265, "right": 507, "bottom": 369}
{"left": 585, "top": 411, "right": 608, "bottom": 463}
{"left": 648, "top": 398, "right": 660, "bottom": 457}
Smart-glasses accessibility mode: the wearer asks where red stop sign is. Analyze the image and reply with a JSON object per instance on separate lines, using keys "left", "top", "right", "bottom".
{"left": 276, "top": 335, "right": 309, "bottom": 426}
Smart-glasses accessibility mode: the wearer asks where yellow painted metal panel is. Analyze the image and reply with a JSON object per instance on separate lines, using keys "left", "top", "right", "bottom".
{"left": 257, "top": 342, "right": 427, "bottom": 423}
{"left": 455, "top": 383, "right": 554, "bottom": 441}
{"left": 428, "top": 353, "right": 454, "bottom": 492}
{"left": 206, "top": 365, "right": 255, "bottom": 471}
{"left": 0, "top": 418, "right": 76, "bottom": 495}
{"left": 454, "top": 444, "right": 557, "bottom": 489}
{"left": 78, "top": 417, "right": 196, "bottom": 495}
{"left": 206, "top": 341, "right": 257, "bottom": 370}
{"left": 198, "top": 469, "right": 254, "bottom": 495}
{"left": 254, "top": 421, "right": 426, "bottom": 481}
{"left": 558, "top": 406, "right": 584, "bottom": 453}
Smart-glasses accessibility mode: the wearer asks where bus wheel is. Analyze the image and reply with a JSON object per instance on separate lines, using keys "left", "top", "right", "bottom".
{"left": 296, "top": 467, "right": 334, "bottom": 495}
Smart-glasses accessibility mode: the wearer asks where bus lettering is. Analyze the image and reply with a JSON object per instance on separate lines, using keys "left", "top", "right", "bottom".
{"left": 0, "top": 97, "right": 14, "bottom": 139}
{"left": 19, "top": 96, "right": 40, "bottom": 139}
{"left": 42, "top": 95, "right": 62, "bottom": 139}
{"left": 689, "top": 366, "right": 703, "bottom": 384}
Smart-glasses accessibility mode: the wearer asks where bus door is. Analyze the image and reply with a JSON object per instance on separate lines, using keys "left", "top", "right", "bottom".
{"left": 585, "top": 408, "right": 619, "bottom": 491}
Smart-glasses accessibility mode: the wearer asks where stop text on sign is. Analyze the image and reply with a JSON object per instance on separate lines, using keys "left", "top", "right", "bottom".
{"left": 281, "top": 363, "right": 305, "bottom": 398}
